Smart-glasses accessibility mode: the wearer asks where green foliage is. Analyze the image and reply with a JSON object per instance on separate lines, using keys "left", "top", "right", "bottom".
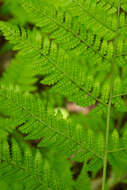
{"left": 0, "top": 138, "right": 73, "bottom": 190}
{"left": 0, "top": 0, "right": 127, "bottom": 189}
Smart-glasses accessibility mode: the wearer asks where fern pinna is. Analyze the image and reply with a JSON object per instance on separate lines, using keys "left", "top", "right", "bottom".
{"left": 0, "top": 0, "right": 127, "bottom": 189}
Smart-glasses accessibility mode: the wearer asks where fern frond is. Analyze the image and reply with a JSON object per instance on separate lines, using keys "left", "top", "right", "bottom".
{"left": 74, "top": 164, "right": 91, "bottom": 190}
{"left": 1, "top": 21, "right": 127, "bottom": 113}
{"left": 0, "top": 21, "right": 107, "bottom": 109}
{"left": 0, "top": 86, "right": 104, "bottom": 161}
{"left": 0, "top": 138, "right": 67, "bottom": 190}
{"left": 20, "top": 0, "right": 127, "bottom": 71}
{"left": 69, "top": 0, "right": 116, "bottom": 39}
{"left": 0, "top": 118, "right": 22, "bottom": 140}
{"left": 1, "top": 53, "right": 38, "bottom": 92}
{"left": 106, "top": 129, "right": 127, "bottom": 173}
{"left": 20, "top": 0, "right": 115, "bottom": 63}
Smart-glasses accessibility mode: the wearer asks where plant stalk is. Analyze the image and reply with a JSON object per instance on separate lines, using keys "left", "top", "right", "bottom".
{"left": 102, "top": 1, "right": 121, "bottom": 189}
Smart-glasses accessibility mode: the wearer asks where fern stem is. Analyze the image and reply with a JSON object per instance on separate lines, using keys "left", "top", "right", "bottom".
{"left": 102, "top": 84, "right": 113, "bottom": 190}
{"left": 112, "top": 92, "right": 127, "bottom": 98}
{"left": 108, "top": 147, "right": 127, "bottom": 153}
{"left": 102, "top": 1, "right": 120, "bottom": 190}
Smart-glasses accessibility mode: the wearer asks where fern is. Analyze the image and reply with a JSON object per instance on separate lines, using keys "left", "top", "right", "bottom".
{"left": 0, "top": 138, "right": 72, "bottom": 190}
{"left": 0, "top": 86, "right": 103, "bottom": 160}
{"left": 1, "top": 21, "right": 126, "bottom": 114}
{"left": 0, "top": 0, "right": 127, "bottom": 189}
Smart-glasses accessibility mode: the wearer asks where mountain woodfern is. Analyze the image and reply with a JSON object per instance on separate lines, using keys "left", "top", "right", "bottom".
{"left": 0, "top": 0, "right": 127, "bottom": 189}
